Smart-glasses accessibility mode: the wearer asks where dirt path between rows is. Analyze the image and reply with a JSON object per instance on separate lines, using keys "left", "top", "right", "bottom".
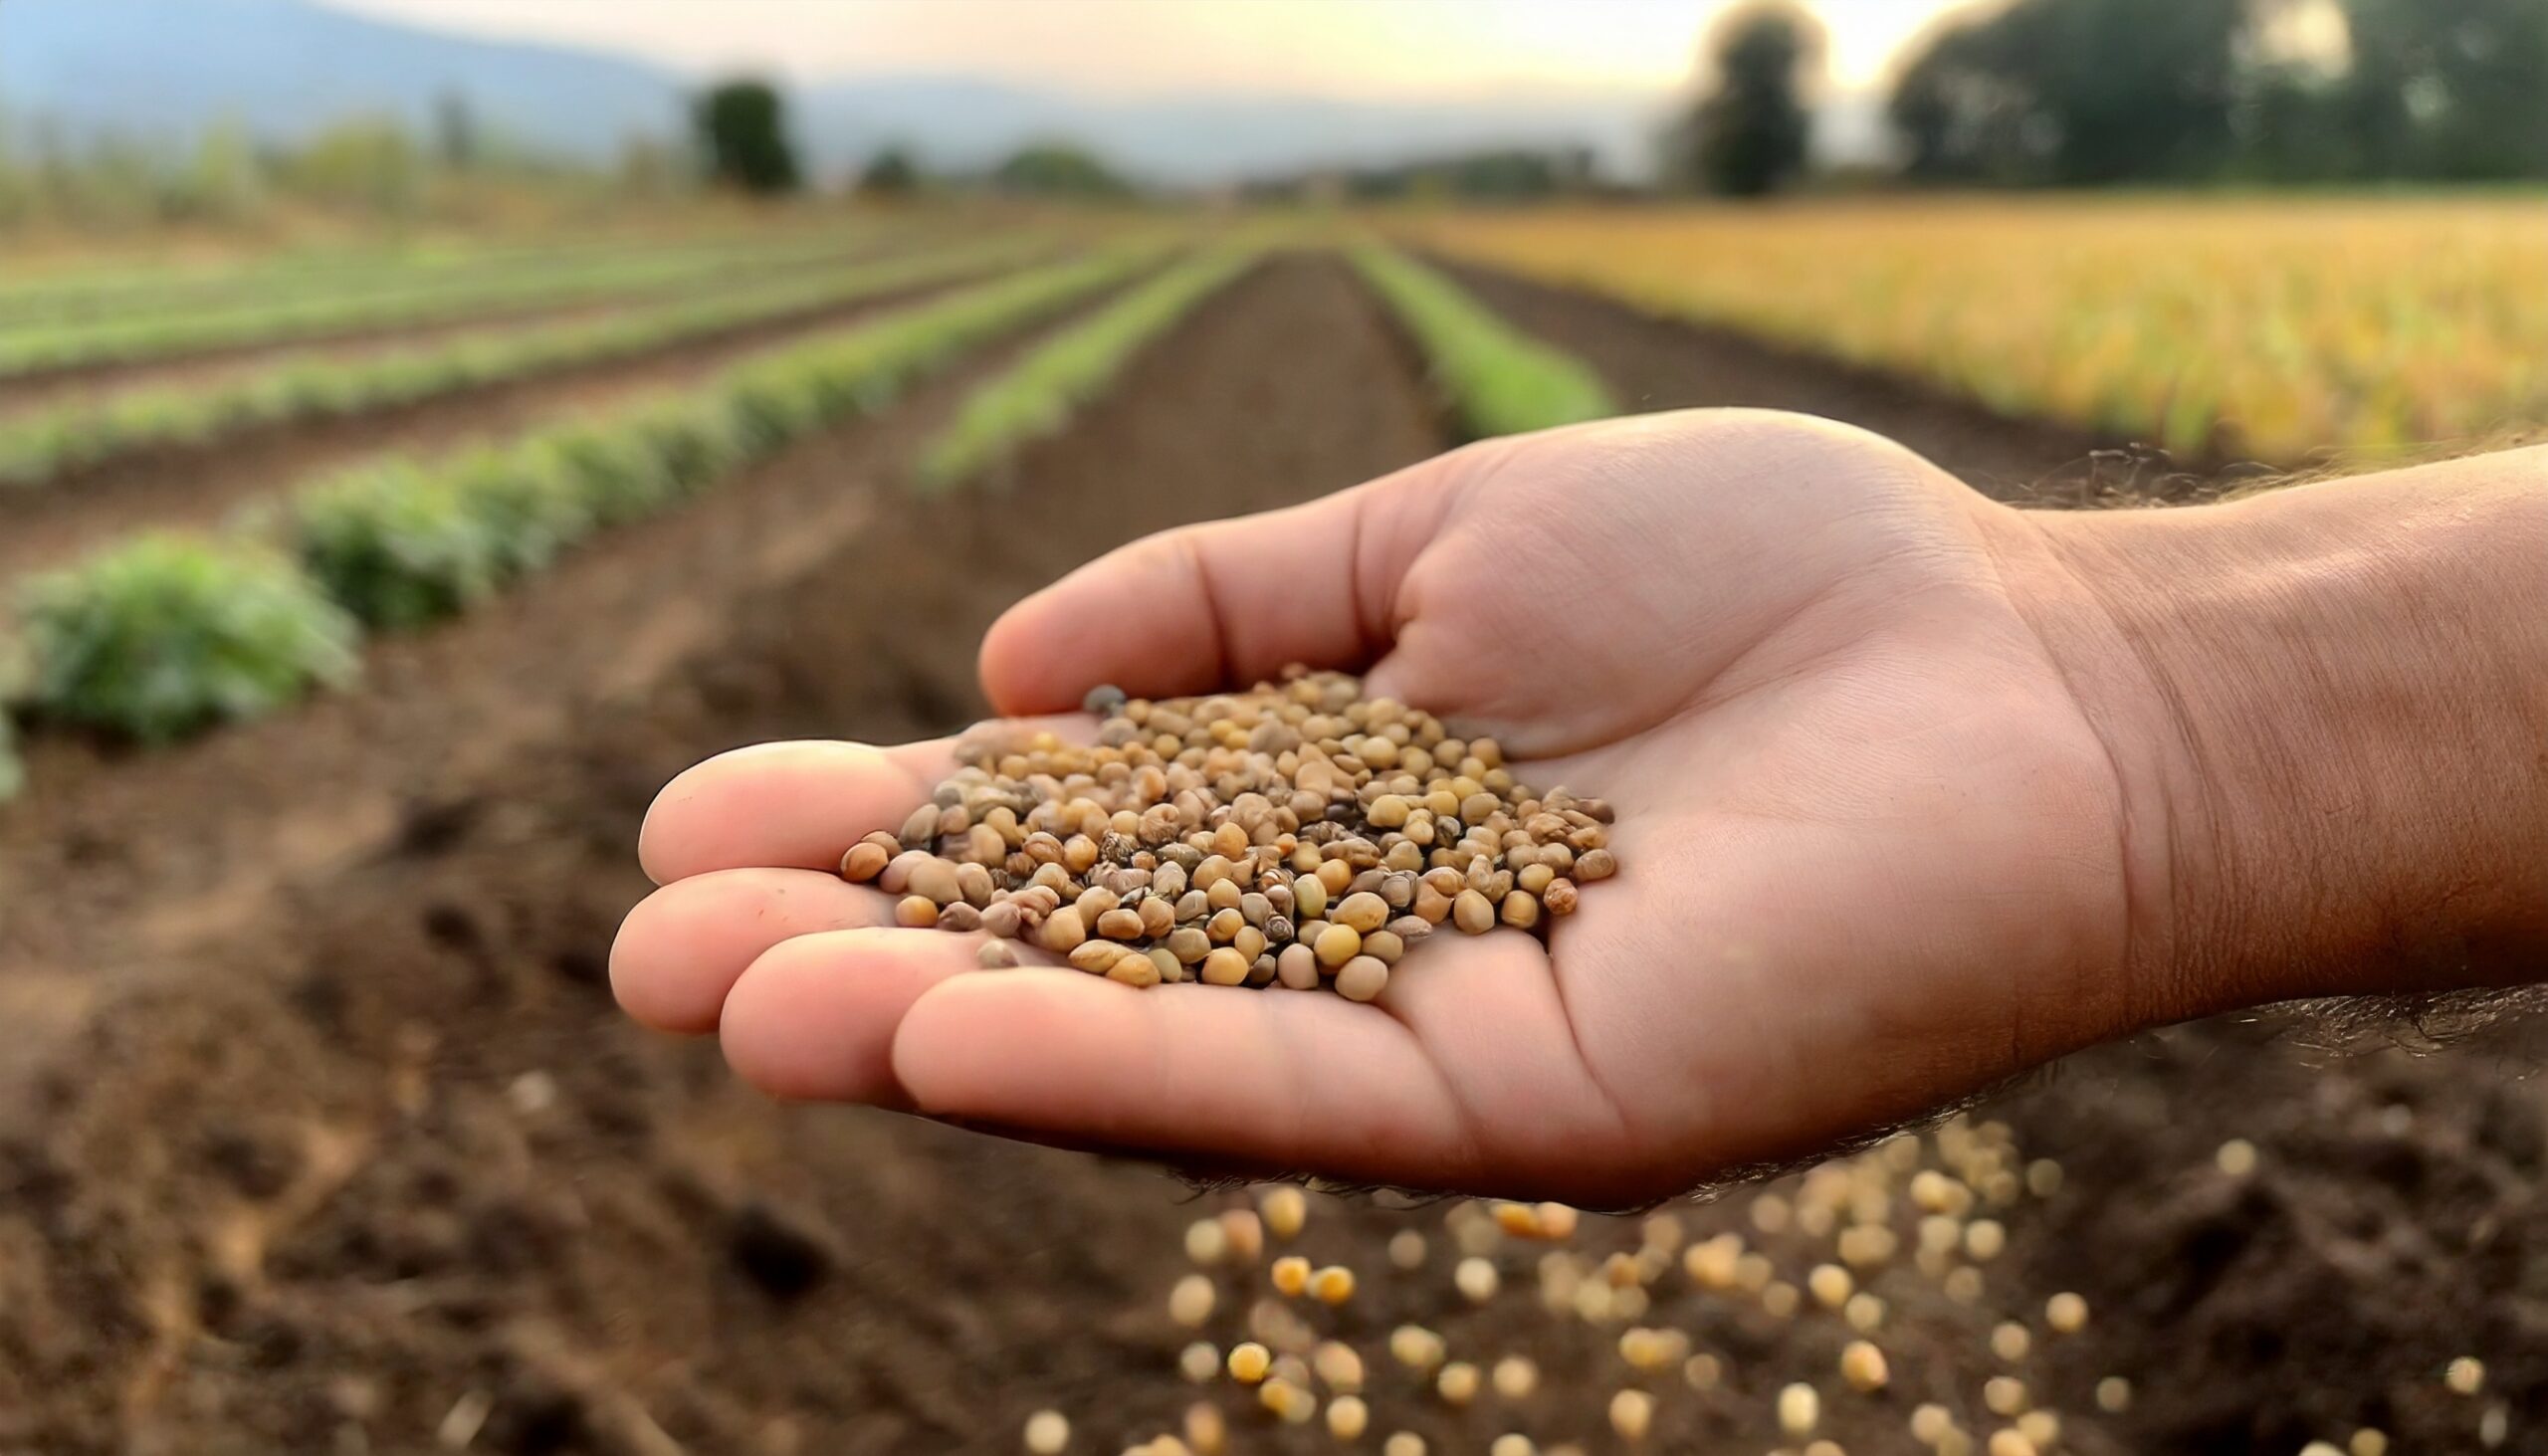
{"left": 0, "top": 260, "right": 1005, "bottom": 585}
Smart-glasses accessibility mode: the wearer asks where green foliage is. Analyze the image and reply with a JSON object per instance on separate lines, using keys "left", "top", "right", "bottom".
{"left": 920, "top": 251, "right": 1256, "bottom": 490}
{"left": 858, "top": 146, "right": 924, "bottom": 197}
{"left": 288, "top": 463, "right": 505, "bottom": 629}
{"left": 991, "top": 143, "right": 1135, "bottom": 199}
{"left": 18, "top": 536, "right": 360, "bottom": 744}
{"left": 445, "top": 446, "right": 591, "bottom": 575}
{"left": 1676, "top": 1, "right": 1826, "bottom": 197}
{"left": 1348, "top": 246, "right": 1615, "bottom": 440}
{"left": 537, "top": 424, "right": 680, "bottom": 528}
{"left": 0, "top": 708, "right": 21, "bottom": 803}
{"left": 695, "top": 80, "right": 802, "bottom": 195}
{"left": 0, "top": 237, "right": 1052, "bottom": 490}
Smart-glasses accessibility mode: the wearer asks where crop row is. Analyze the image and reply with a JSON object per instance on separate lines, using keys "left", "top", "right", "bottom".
{"left": 0, "top": 248, "right": 1163, "bottom": 785}
{"left": 0, "top": 227, "right": 899, "bottom": 378}
{"left": 0, "top": 226, "right": 852, "bottom": 329}
{"left": 918, "top": 247, "right": 1260, "bottom": 490}
{"left": 1349, "top": 244, "right": 1616, "bottom": 440}
{"left": 1404, "top": 198, "right": 2548, "bottom": 460}
{"left": 0, "top": 236, "right": 1059, "bottom": 490}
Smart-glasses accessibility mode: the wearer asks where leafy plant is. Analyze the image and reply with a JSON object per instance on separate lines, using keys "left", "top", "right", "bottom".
{"left": 18, "top": 535, "right": 360, "bottom": 743}
{"left": 0, "top": 708, "right": 22, "bottom": 802}
{"left": 1349, "top": 245, "right": 1615, "bottom": 440}
{"left": 447, "top": 444, "right": 592, "bottom": 573}
{"left": 290, "top": 463, "right": 506, "bottom": 629}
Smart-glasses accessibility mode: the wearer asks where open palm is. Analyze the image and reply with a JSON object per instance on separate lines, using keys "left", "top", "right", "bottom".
{"left": 614, "top": 410, "right": 2157, "bottom": 1207}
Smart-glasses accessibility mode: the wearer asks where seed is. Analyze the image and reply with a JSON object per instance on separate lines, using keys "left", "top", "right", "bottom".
{"left": 1310, "top": 1266, "right": 1357, "bottom": 1304}
{"left": 1990, "top": 1322, "right": 2030, "bottom": 1362}
{"left": 1178, "top": 1342, "right": 1220, "bottom": 1382}
{"left": 1536, "top": 1203, "right": 1580, "bottom": 1239}
{"left": 1097, "top": 908, "right": 1145, "bottom": 939}
{"left": 1840, "top": 1341, "right": 1888, "bottom": 1391}
{"left": 2016, "top": 1411, "right": 2058, "bottom": 1448}
{"left": 1804, "top": 1444, "right": 1842, "bottom": 1456}
{"left": 1183, "top": 1403, "right": 1226, "bottom": 1456}
{"left": 1383, "top": 1436, "right": 1425, "bottom": 1456}
{"left": 1499, "top": 891, "right": 1541, "bottom": 929}
{"left": 1388, "top": 1229, "right": 1428, "bottom": 1271}
{"left": 1168, "top": 1275, "right": 1216, "bottom": 1328}
{"left": 1068, "top": 940, "right": 1122, "bottom": 974}
{"left": 1333, "top": 891, "right": 1388, "bottom": 934}
{"left": 2093, "top": 1377, "right": 2131, "bottom": 1413}
{"left": 1683, "top": 1352, "right": 1722, "bottom": 1391}
{"left": 1491, "top": 1355, "right": 1538, "bottom": 1398}
{"left": 841, "top": 842, "right": 891, "bottom": 882}
{"left": 1944, "top": 1266, "right": 1985, "bottom": 1304}
{"left": 1986, "top": 1432, "right": 2035, "bottom": 1456}
{"left": 1609, "top": 1389, "right": 1654, "bottom": 1442}
{"left": 1261, "top": 1186, "right": 1307, "bottom": 1239}
{"left": 1778, "top": 1382, "right": 1820, "bottom": 1436}
{"left": 978, "top": 940, "right": 1019, "bottom": 969}
{"left": 1843, "top": 1292, "right": 1885, "bottom": 1333}
{"left": 1326, "top": 1394, "right": 1369, "bottom": 1440}
{"left": 1982, "top": 1376, "right": 2026, "bottom": 1416}
{"left": 1388, "top": 1325, "right": 1446, "bottom": 1371}
{"left": 2216, "top": 1138, "right": 2258, "bottom": 1176}
{"left": 1040, "top": 906, "right": 1087, "bottom": 953}
{"left": 907, "top": 858, "right": 960, "bottom": 906}
{"left": 1314, "top": 1341, "right": 1366, "bottom": 1392}
{"left": 1807, "top": 1264, "right": 1852, "bottom": 1309}
{"left": 1259, "top": 1375, "right": 1316, "bottom": 1423}
{"left": 1964, "top": 1219, "right": 2006, "bottom": 1261}
{"left": 1488, "top": 1438, "right": 1534, "bottom": 1456}
{"left": 1201, "top": 946, "right": 1251, "bottom": 986}
{"left": 2350, "top": 1429, "right": 2390, "bottom": 1456}
{"left": 2302, "top": 1445, "right": 2346, "bottom": 1456}
{"left": 1228, "top": 1343, "right": 1272, "bottom": 1383}
{"left": 1454, "top": 1256, "right": 1500, "bottom": 1303}
{"left": 2044, "top": 1292, "right": 2087, "bottom": 1334}
{"left": 1436, "top": 1360, "right": 1480, "bottom": 1404}
{"left": 1218, "top": 1209, "right": 1264, "bottom": 1263}
{"left": 1271, "top": 1256, "right": 1311, "bottom": 1297}
{"left": 1575, "top": 848, "right": 1616, "bottom": 880}
{"left": 1314, "top": 923, "right": 1363, "bottom": 967}
{"left": 896, "top": 895, "right": 941, "bottom": 929}
{"left": 2446, "top": 1355, "right": 2485, "bottom": 1394}
{"left": 1335, "top": 956, "right": 1389, "bottom": 1002}
{"left": 1762, "top": 1281, "right": 1801, "bottom": 1318}
{"left": 1911, "top": 1404, "right": 1954, "bottom": 1443}
{"left": 1452, "top": 890, "right": 1496, "bottom": 935}
{"left": 1108, "top": 952, "right": 1163, "bottom": 987}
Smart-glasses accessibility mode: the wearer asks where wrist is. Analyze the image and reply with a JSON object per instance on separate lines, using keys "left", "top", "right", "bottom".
{"left": 2003, "top": 448, "right": 2548, "bottom": 1020}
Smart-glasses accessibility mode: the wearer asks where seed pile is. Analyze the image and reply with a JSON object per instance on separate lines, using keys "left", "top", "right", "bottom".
{"left": 842, "top": 670, "right": 1618, "bottom": 998}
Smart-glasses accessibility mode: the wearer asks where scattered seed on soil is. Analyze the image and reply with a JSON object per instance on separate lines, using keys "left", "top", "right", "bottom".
{"left": 1983, "top": 1375, "right": 2027, "bottom": 1416}
{"left": 1436, "top": 1361, "right": 1481, "bottom": 1405}
{"left": 1310, "top": 1265, "right": 1357, "bottom": 1304}
{"left": 2016, "top": 1410, "right": 2059, "bottom": 1447}
{"left": 1492, "top": 1355, "right": 1540, "bottom": 1399}
{"left": 1455, "top": 1256, "right": 1500, "bottom": 1303}
{"left": 1383, "top": 1436, "right": 1425, "bottom": 1456}
{"left": 1609, "top": 1388, "right": 1654, "bottom": 1442}
{"left": 1986, "top": 1430, "right": 2036, "bottom": 1456}
{"left": 1326, "top": 1395, "right": 1369, "bottom": 1440}
{"left": 2216, "top": 1138, "right": 2258, "bottom": 1176}
{"left": 1261, "top": 1186, "right": 1308, "bottom": 1239}
{"left": 1184, "top": 1404, "right": 1225, "bottom": 1454}
{"left": 1389, "top": 1325, "right": 1447, "bottom": 1371}
{"left": 853, "top": 671, "right": 1618, "bottom": 996}
{"left": 1271, "top": 1255, "right": 1312, "bottom": 1297}
{"left": 1023, "top": 1409, "right": 1070, "bottom": 1454}
{"left": 2044, "top": 1291, "right": 2087, "bottom": 1333}
{"left": 2445, "top": 1355, "right": 2485, "bottom": 1394}
{"left": 1990, "top": 1322, "right": 2031, "bottom": 1362}
{"left": 1840, "top": 1341, "right": 1890, "bottom": 1391}
{"left": 1227, "top": 1343, "right": 1272, "bottom": 1384}
{"left": 1168, "top": 1274, "right": 1215, "bottom": 1328}
{"left": 1178, "top": 1342, "right": 1220, "bottom": 1383}
{"left": 1779, "top": 1381, "right": 1820, "bottom": 1436}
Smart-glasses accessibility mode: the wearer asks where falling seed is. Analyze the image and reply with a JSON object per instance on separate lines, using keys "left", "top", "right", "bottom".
{"left": 1389, "top": 1325, "right": 1446, "bottom": 1371}
{"left": 1843, "top": 1293, "right": 1886, "bottom": 1333}
{"left": 1839, "top": 1341, "right": 1889, "bottom": 1392}
{"left": 1683, "top": 1352, "right": 1723, "bottom": 1391}
{"left": 1219, "top": 1209, "right": 1265, "bottom": 1263}
{"left": 1492, "top": 1355, "right": 1540, "bottom": 1399}
{"left": 1183, "top": 1402, "right": 1227, "bottom": 1456}
{"left": 2480, "top": 1404, "right": 2508, "bottom": 1448}
{"left": 1228, "top": 1344, "right": 1272, "bottom": 1384}
{"left": 1609, "top": 1389, "right": 1655, "bottom": 1442}
{"left": 1259, "top": 1375, "right": 1317, "bottom": 1424}
{"left": 1272, "top": 1256, "right": 1312, "bottom": 1298}
{"left": 2349, "top": 1429, "right": 2390, "bottom": 1456}
{"left": 2301, "top": 1445, "right": 2346, "bottom": 1456}
{"left": 1023, "top": 1409, "right": 1070, "bottom": 1454}
{"left": 1983, "top": 1376, "right": 2027, "bottom": 1417}
{"left": 1963, "top": 1220, "right": 2007, "bottom": 1262}
{"left": 1990, "top": 1322, "right": 2031, "bottom": 1363}
{"left": 1178, "top": 1342, "right": 1220, "bottom": 1383}
{"left": 1762, "top": 1282, "right": 1801, "bottom": 1319}
{"left": 1807, "top": 1264, "right": 1853, "bottom": 1309}
{"left": 1437, "top": 1361, "right": 1482, "bottom": 1405}
{"left": 1168, "top": 1275, "right": 1216, "bottom": 1329}
{"left": 1310, "top": 1266, "right": 1358, "bottom": 1305}
{"left": 2015, "top": 1411, "right": 2058, "bottom": 1448}
{"left": 1327, "top": 1395, "right": 1370, "bottom": 1441}
{"left": 1488, "top": 1437, "right": 1536, "bottom": 1456}
{"left": 2023, "top": 1159, "right": 2063, "bottom": 1197}
{"left": 1456, "top": 1256, "right": 1501, "bottom": 1303}
{"left": 1382, "top": 1436, "right": 1425, "bottom": 1456}
{"left": 2446, "top": 1355, "right": 2486, "bottom": 1395}
{"left": 2216, "top": 1139, "right": 2258, "bottom": 1176}
{"left": 1778, "top": 1382, "right": 1820, "bottom": 1437}
{"left": 1313, "top": 1341, "right": 1367, "bottom": 1393}
{"left": 1985, "top": 1430, "right": 2036, "bottom": 1456}
{"left": 1752, "top": 1193, "right": 1794, "bottom": 1234}
{"left": 1944, "top": 1267, "right": 1986, "bottom": 1304}
{"left": 1910, "top": 1404, "right": 1954, "bottom": 1444}
{"left": 1388, "top": 1229, "right": 1428, "bottom": 1271}
{"left": 2094, "top": 1377, "right": 2132, "bottom": 1413}
{"left": 2044, "top": 1292, "right": 2087, "bottom": 1334}
{"left": 1185, "top": 1219, "right": 1229, "bottom": 1266}
{"left": 1261, "top": 1186, "right": 1308, "bottom": 1240}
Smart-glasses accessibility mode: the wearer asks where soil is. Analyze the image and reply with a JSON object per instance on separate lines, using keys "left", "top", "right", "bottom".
{"left": 0, "top": 253, "right": 2538, "bottom": 1456}
{"left": 0, "top": 259, "right": 1000, "bottom": 584}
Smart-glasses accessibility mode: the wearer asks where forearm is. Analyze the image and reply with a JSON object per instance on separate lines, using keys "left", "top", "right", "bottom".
{"left": 2008, "top": 446, "right": 2548, "bottom": 1021}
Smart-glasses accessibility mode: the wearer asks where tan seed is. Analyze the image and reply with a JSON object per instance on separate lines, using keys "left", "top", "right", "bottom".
{"left": 1336, "top": 956, "right": 1389, "bottom": 1002}
{"left": 841, "top": 842, "right": 891, "bottom": 882}
{"left": 1315, "top": 923, "right": 1363, "bottom": 967}
{"left": 1201, "top": 947, "right": 1251, "bottom": 986}
{"left": 896, "top": 896, "right": 940, "bottom": 929}
{"left": 1452, "top": 890, "right": 1496, "bottom": 935}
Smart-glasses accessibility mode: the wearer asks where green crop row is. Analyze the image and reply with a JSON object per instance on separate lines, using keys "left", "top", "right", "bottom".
{"left": 0, "top": 227, "right": 854, "bottom": 331}
{"left": 0, "top": 248, "right": 1159, "bottom": 775}
{"left": 1348, "top": 244, "right": 1615, "bottom": 440}
{"left": 0, "top": 237, "right": 1057, "bottom": 491}
{"left": 0, "top": 229, "right": 892, "bottom": 375}
{"left": 917, "top": 249, "right": 1259, "bottom": 491}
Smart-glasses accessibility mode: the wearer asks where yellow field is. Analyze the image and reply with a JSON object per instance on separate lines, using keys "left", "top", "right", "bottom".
{"left": 1400, "top": 195, "right": 2548, "bottom": 462}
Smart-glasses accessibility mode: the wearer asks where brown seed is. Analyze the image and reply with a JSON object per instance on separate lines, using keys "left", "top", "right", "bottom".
{"left": 900, "top": 804, "right": 940, "bottom": 849}
{"left": 977, "top": 939, "right": 1019, "bottom": 969}
{"left": 1202, "top": 947, "right": 1252, "bottom": 986}
{"left": 840, "top": 842, "right": 890, "bottom": 883}
{"left": 1108, "top": 952, "right": 1162, "bottom": 988}
{"left": 1098, "top": 908, "right": 1146, "bottom": 940}
{"left": 1140, "top": 896, "right": 1178, "bottom": 938}
{"left": 1336, "top": 956, "right": 1389, "bottom": 1002}
{"left": 1292, "top": 875, "right": 1328, "bottom": 921}
{"left": 1452, "top": 890, "right": 1496, "bottom": 935}
{"left": 1363, "top": 931, "right": 1406, "bottom": 964}
{"left": 1543, "top": 878, "right": 1580, "bottom": 916}
{"left": 1335, "top": 892, "right": 1388, "bottom": 934}
{"left": 1576, "top": 848, "right": 1617, "bottom": 881}
{"left": 939, "top": 902, "right": 983, "bottom": 933}
{"left": 1069, "top": 940, "right": 1123, "bottom": 974}
{"left": 1277, "top": 943, "right": 1322, "bottom": 989}
{"left": 1314, "top": 924, "right": 1363, "bottom": 967}
{"left": 1501, "top": 891, "right": 1542, "bottom": 930}
{"left": 896, "top": 895, "right": 940, "bottom": 929}
{"left": 1040, "top": 906, "right": 1087, "bottom": 954}
{"left": 1168, "top": 927, "right": 1212, "bottom": 964}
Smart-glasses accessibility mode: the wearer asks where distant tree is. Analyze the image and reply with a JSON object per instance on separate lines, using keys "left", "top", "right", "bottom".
{"left": 989, "top": 142, "right": 1132, "bottom": 199}
{"left": 857, "top": 145, "right": 922, "bottom": 197}
{"left": 1675, "top": 1, "right": 1826, "bottom": 197}
{"left": 2332, "top": 0, "right": 2548, "bottom": 179}
{"left": 693, "top": 80, "right": 800, "bottom": 195}
{"left": 434, "top": 90, "right": 479, "bottom": 172}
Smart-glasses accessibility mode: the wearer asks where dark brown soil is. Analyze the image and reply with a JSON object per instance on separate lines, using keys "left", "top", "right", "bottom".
{"left": 0, "top": 252, "right": 2538, "bottom": 1456}
{"left": 0, "top": 261, "right": 1003, "bottom": 583}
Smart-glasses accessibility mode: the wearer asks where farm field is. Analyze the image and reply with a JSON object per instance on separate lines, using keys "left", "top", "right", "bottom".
{"left": 1400, "top": 194, "right": 2548, "bottom": 464}
{"left": 0, "top": 215, "right": 2540, "bottom": 1456}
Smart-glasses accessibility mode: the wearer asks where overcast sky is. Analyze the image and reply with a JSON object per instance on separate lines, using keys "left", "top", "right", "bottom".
{"left": 318, "top": 0, "right": 1974, "bottom": 99}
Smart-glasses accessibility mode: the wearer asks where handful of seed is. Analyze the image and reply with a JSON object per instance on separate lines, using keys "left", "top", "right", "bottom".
{"left": 838, "top": 669, "right": 1617, "bottom": 999}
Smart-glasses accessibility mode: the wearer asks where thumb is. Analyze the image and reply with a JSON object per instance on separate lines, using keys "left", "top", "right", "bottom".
{"left": 977, "top": 444, "right": 1484, "bottom": 715}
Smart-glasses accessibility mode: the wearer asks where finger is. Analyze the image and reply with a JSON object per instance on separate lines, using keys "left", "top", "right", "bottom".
{"left": 975, "top": 444, "right": 1491, "bottom": 715}
{"left": 888, "top": 933, "right": 1637, "bottom": 1198}
{"left": 611, "top": 868, "right": 899, "bottom": 1035}
{"left": 719, "top": 927, "right": 995, "bottom": 1108}
{"left": 639, "top": 739, "right": 950, "bottom": 885}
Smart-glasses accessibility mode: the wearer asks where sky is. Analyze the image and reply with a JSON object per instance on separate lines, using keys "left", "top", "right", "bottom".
{"left": 318, "top": 0, "right": 1975, "bottom": 102}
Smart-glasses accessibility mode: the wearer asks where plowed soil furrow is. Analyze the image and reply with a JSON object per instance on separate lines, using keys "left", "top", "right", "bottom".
{"left": 1441, "top": 261, "right": 2135, "bottom": 503}
{"left": 0, "top": 264, "right": 1005, "bottom": 584}
{"left": 0, "top": 255, "right": 1444, "bottom": 1455}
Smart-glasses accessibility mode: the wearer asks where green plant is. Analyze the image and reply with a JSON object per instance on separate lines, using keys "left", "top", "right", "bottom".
{"left": 444, "top": 445, "right": 593, "bottom": 576}
{"left": 919, "top": 250, "right": 1257, "bottom": 490}
{"left": 0, "top": 708, "right": 21, "bottom": 802}
{"left": 18, "top": 536, "right": 360, "bottom": 743}
{"left": 1348, "top": 245, "right": 1615, "bottom": 440}
{"left": 289, "top": 464, "right": 506, "bottom": 629}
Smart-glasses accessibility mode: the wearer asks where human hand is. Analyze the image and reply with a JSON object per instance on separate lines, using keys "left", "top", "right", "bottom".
{"left": 610, "top": 412, "right": 2548, "bottom": 1206}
